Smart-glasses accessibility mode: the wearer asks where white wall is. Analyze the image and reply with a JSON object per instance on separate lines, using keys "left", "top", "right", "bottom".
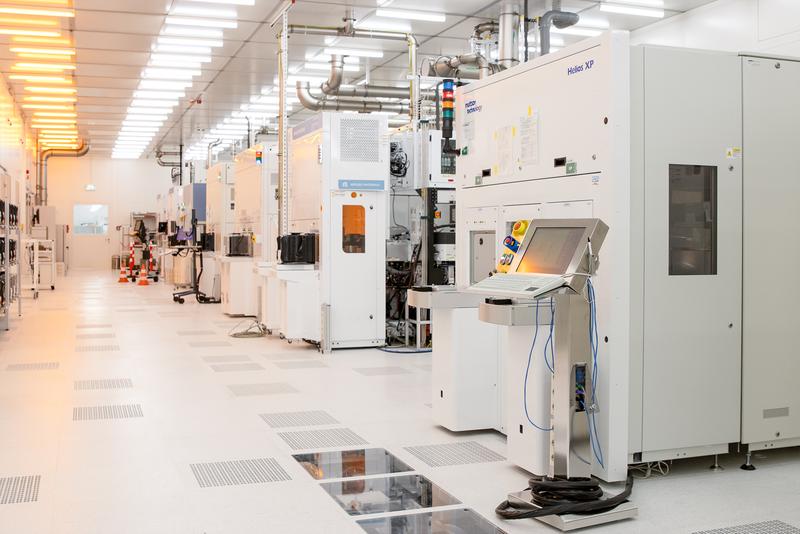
{"left": 47, "top": 157, "right": 172, "bottom": 269}
{"left": 632, "top": 0, "right": 800, "bottom": 56}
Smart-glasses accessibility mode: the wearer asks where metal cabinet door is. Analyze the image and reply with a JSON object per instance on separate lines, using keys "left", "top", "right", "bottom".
{"left": 741, "top": 56, "right": 800, "bottom": 447}
{"left": 641, "top": 47, "right": 742, "bottom": 455}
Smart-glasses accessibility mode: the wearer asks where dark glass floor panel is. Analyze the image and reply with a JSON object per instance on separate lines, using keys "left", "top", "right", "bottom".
{"left": 357, "top": 508, "right": 507, "bottom": 534}
{"left": 293, "top": 448, "right": 413, "bottom": 480}
{"left": 319, "top": 473, "right": 460, "bottom": 516}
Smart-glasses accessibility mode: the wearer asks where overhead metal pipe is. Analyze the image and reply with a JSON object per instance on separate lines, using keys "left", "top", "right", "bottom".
{"left": 498, "top": 1, "right": 521, "bottom": 69}
{"left": 296, "top": 82, "right": 410, "bottom": 114}
{"left": 318, "top": 55, "right": 430, "bottom": 99}
{"left": 206, "top": 139, "right": 221, "bottom": 169}
{"left": 430, "top": 53, "right": 494, "bottom": 79}
{"left": 38, "top": 141, "right": 89, "bottom": 206}
{"left": 155, "top": 150, "right": 181, "bottom": 167}
{"left": 539, "top": 2, "right": 579, "bottom": 56}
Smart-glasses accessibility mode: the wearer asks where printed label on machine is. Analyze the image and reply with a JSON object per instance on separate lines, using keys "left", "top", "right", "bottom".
{"left": 337, "top": 180, "right": 385, "bottom": 191}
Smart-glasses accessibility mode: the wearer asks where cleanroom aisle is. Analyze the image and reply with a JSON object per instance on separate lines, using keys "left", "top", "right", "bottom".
{"left": 0, "top": 271, "right": 799, "bottom": 534}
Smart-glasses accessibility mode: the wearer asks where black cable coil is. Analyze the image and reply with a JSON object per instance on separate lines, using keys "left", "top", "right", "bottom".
{"left": 496, "top": 474, "right": 634, "bottom": 520}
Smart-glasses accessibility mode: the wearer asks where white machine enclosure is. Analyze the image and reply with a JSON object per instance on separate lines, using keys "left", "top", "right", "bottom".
{"left": 287, "top": 112, "right": 387, "bottom": 349}
{"left": 202, "top": 162, "right": 234, "bottom": 300}
{"left": 455, "top": 33, "right": 748, "bottom": 482}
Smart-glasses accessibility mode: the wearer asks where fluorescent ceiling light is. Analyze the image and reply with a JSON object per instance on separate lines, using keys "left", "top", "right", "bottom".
{"left": 180, "top": 0, "right": 253, "bottom": 5}
{"left": 213, "top": 123, "right": 248, "bottom": 130}
{"left": 139, "top": 80, "right": 192, "bottom": 90}
{"left": 134, "top": 90, "right": 184, "bottom": 99}
{"left": 599, "top": 3, "right": 664, "bottom": 17}
{"left": 170, "top": 5, "right": 236, "bottom": 18}
{"left": 121, "top": 127, "right": 159, "bottom": 132}
{"left": 9, "top": 74, "right": 71, "bottom": 83}
{"left": 375, "top": 8, "right": 445, "bottom": 22}
{"left": 322, "top": 47, "right": 383, "bottom": 58}
{"left": 10, "top": 46, "right": 73, "bottom": 55}
{"left": 0, "top": 6, "right": 73, "bottom": 16}
{"left": 125, "top": 113, "right": 168, "bottom": 121}
{"left": 13, "top": 62, "right": 75, "bottom": 71}
{"left": 149, "top": 58, "right": 206, "bottom": 68}
{"left": 142, "top": 68, "right": 200, "bottom": 80}
{"left": 130, "top": 99, "right": 177, "bottom": 108}
{"left": 354, "top": 18, "right": 411, "bottom": 33}
{"left": 150, "top": 53, "right": 210, "bottom": 63}
{"left": 33, "top": 111, "right": 76, "bottom": 117}
{"left": 31, "top": 123, "right": 73, "bottom": 129}
{"left": 165, "top": 16, "right": 236, "bottom": 29}
{"left": 24, "top": 95, "right": 76, "bottom": 102}
{"left": 162, "top": 26, "right": 223, "bottom": 39}
{"left": 612, "top": 0, "right": 663, "bottom": 5}
{"left": 24, "top": 86, "right": 76, "bottom": 93}
{"left": 304, "top": 62, "right": 359, "bottom": 72}
{"left": 123, "top": 121, "right": 164, "bottom": 127}
{"left": 32, "top": 118, "right": 75, "bottom": 123}
{"left": 0, "top": 28, "right": 60, "bottom": 37}
{"left": 157, "top": 36, "right": 223, "bottom": 48}
{"left": 21, "top": 103, "right": 72, "bottom": 109}
{"left": 552, "top": 26, "right": 604, "bottom": 37}
{"left": 304, "top": 53, "right": 360, "bottom": 64}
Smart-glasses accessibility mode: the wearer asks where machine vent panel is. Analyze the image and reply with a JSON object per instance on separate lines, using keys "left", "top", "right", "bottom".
{"left": 202, "top": 355, "right": 252, "bottom": 363}
{"left": 259, "top": 410, "right": 339, "bottom": 428}
{"left": 73, "top": 404, "right": 143, "bottom": 421}
{"left": 353, "top": 366, "right": 412, "bottom": 376}
{"left": 0, "top": 475, "right": 41, "bottom": 504}
{"left": 278, "top": 428, "right": 367, "bottom": 450}
{"left": 274, "top": 361, "right": 328, "bottom": 370}
{"left": 209, "top": 362, "right": 264, "bottom": 372}
{"left": 75, "top": 345, "right": 120, "bottom": 352}
{"left": 189, "top": 341, "right": 231, "bottom": 348}
{"left": 693, "top": 521, "right": 800, "bottom": 534}
{"left": 339, "top": 118, "right": 380, "bottom": 162}
{"left": 177, "top": 330, "right": 216, "bottom": 336}
{"left": 76, "top": 333, "right": 116, "bottom": 340}
{"left": 227, "top": 382, "right": 298, "bottom": 397}
{"left": 6, "top": 362, "right": 59, "bottom": 371}
{"left": 190, "top": 458, "right": 290, "bottom": 488}
{"left": 74, "top": 378, "right": 133, "bottom": 391}
{"left": 404, "top": 441, "right": 505, "bottom": 467}
{"left": 76, "top": 323, "right": 112, "bottom": 329}
{"left": 763, "top": 407, "right": 790, "bottom": 419}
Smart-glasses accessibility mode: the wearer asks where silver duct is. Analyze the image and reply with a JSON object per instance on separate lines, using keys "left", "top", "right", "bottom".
{"left": 318, "top": 55, "right": 431, "bottom": 99}
{"left": 539, "top": 3, "right": 579, "bottom": 56}
{"left": 206, "top": 139, "right": 222, "bottom": 168}
{"left": 498, "top": 1, "right": 521, "bottom": 69}
{"left": 155, "top": 150, "right": 180, "bottom": 167}
{"left": 37, "top": 141, "right": 89, "bottom": 206}
{"left": 296, "top": 82, "right": 411, "bottom": 114}
{"left": 429, "top": 53, "right": 495, "bottom": 79}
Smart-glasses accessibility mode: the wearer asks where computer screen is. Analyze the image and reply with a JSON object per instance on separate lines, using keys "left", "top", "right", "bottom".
{"left": 515, "top": 226, "right": 586, "bottom": 275}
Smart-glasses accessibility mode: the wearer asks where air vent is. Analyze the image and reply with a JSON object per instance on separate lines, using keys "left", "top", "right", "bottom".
{"left": 75, "top": 345, "right": 120, "bottom": 352}
{"left": 73, "top": 404, "right": 143, "bottom": 421}
{"left": 693, "top": 521, "right": 800, "bottom": 534}
{"left": 339, "top": 117, "right": 380, "bottom": 162}
{"left": 0, "top": 475, "right": 41, "bottom": 504}
{"left": 404, "top": 441, "right": 505, "bottom": 467}
{"left": 190, "top": 458, "right": 290, "bottom": 488}
{"left": 6, "top": 362, "right": 59, "bottom": 371}
{"left": 259, "top": 410, "right": 339, "bottom": 428}
{"left": 278, "top": 428, "right": 367, "bottom": 450}
{"left": 74, "top": 378, "right": 133, "bottom": 391}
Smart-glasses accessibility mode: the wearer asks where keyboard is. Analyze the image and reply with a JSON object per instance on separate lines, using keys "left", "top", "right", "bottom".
{"left": 471, "top": 273, "right": 563, "bottom": 294}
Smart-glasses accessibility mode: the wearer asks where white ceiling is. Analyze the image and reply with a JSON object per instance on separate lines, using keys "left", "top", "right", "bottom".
{"left": 1, "top": 0, "right": 718, "bottom": 158}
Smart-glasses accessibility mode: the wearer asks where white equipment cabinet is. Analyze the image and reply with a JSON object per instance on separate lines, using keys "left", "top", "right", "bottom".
{"left": 455, "top": 33, "right": 749, "bottom": 482}
{"left": 203, "top": 162, "right": 235, "bottom": 300}
{"left": 282, "top": 112, "right": 388, "bottom": 350}
{"left": 220, "top": 256, "right": 257, "bottom": 316}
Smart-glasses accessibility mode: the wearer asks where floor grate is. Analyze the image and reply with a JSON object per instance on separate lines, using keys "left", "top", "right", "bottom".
{"left": 76, "top": 323, "right": 112, "bottom": 329}
{"left": 353, "top": 366, "right": 412, "bottom": 376}
{"left": 278, "top": 428, "right": 367, "bottom": 450}
{"left": 75, "top": 345, "right": 120, "bottom": 352}
{"left": 76, "top": 333, "right": 116, "bottom": 340}
{"left": 693, "top": 521, "right": 800, "bottom": 534}
{"left": 190, "top": 458, "right": 290, "bottom": 488}
{"left": 73, "top": 404, "right": 143, "bottom": 421}
{"left": 227, "top": 382, "right": 298, "bottom": 397}
{"left": 209, "top": 362, "right": 264, "bottom": 372}
{"left": 259, "top": 410, "right": 339, "bottom": 428}
{"left": 189, "top": 341, "right": 231, "bottom": 348}
{"left": 0, "top": 475, "right": 41, "bottom": 504}
{"left": 74, "top": 378, "right": 133, "bottom": 391}
{"left": 274, "top": 360, "right": 328, "bottom": 370}
{"left": 6, "top": 362, "right": 59, "bottom": 371}
{"left": 404, "top": 441, "right": 505, "bottom": 467}
{"left": 202, "top": 355, "right": 252, "bottom": 363}
{"left": 177, "top": 330, "right": 216, "bottom": 336}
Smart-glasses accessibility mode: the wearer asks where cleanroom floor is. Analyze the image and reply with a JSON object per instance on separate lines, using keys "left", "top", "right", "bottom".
{"left": 1, "top": 270, "right": 799, "bottom": 534}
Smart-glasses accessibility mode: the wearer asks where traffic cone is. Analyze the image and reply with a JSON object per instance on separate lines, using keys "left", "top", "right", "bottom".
{"left": 137, "top": 265, "right": 149, "bottom": 286}
{"left": 117, "top": 265, "right": 129, "bottom": 283}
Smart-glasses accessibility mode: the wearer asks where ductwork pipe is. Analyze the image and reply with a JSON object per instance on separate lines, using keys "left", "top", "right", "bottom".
{"left": 155, "top": 150, "right": 181, "bottom": 167}
{"left": 430, "top": 53, "right": 494, "bottom": 79}
{"left": 37, "top": 141, "right": 89, "bottom": 206}
{"left": 206, "top": 139, "right": 221, "bottom": 168}
{"left": 297, "top": 82, "right": 411, "bottom": 114}
{"left": 318, "top": 55, "right": 430, "bottom": 100}
{"left": 498, "top": 1, "right": 521, "bottom": 69}
{"left": 539, "top": 4, "right": 579, "bottom": 56}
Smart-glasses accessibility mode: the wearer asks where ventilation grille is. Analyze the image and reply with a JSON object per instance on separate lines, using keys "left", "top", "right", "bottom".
{"left": 75, "top": 345, "right": 120, "bottom": 352}
{"left": 339, "top": 117, "right": 380, "bottom": 162}
{"left": 353, "top": 366, "right": 412, "bottom": 376}
{"left": 6, "top": 362, "right": 58, "bottom": 371}
{"left": 73, "top": 404, "right": 143, "bottom": 421}
{"left": 228, "top": 382, "right": 297, "bottom": 397}
{"left": 74, "top": 378, "right": 133, "bottom": 391}
{"left": 278, "top": 428, "right": 367, "bottom": 450}
{"left": 260, "top": 410, "right": 339, "bottom": 428}
{"left": 76, "top": 323, "right": 112, "bottom": 329}
{"left": 76, "top": 333, "right": 116, "bottom": 340}
{"left": 190, "top": 458, "right": 290, "bottom": 488}
{"left": 177, "top": 330, "right": 216, "bottom": 336}
{"left": 189, "top": 341, "right": 231, "bottom": 348}
{"left": 202, "top": 355, "right": 252, "bottom": 363}
{"left": 693, "top": 521, "right": 800, "bottom": 534}
{"left": 209, "top": 362, "right": 264, "bottom": 373}
{"left": 404, "top": 441, "right": 505, "bottom": 467}
{"left": 274, "top": 360, "right": 327, "bottom": 370}
{"left": 0, "top": 475, "right": 41, "bottom": 504}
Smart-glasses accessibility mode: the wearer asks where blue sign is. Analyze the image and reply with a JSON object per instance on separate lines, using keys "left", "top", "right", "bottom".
{"left": 338, "top": 179, "right": 385, "bottom": 191}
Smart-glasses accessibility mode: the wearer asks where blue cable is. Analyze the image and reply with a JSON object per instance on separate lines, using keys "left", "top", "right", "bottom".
{"left": 586, "top": 278, "right": 605, "bottom": 468}
{"left": 523, "top": 299, "right": 552, "bottom": 432}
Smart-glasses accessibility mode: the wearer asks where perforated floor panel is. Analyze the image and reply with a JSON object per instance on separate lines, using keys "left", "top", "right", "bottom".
{"left": 0, "top": 475, "right": 41, "bottom": 504}
{"left": 190, "top": 458, "right": 290, "bottom": 488}
{"left": 76, "top": 333, "right": 116, "bottom": 339}
{"left": 693, "top": 521, "right": 800, "bottom": 534}
{"left": 227, "top": 382, "right": 298, "bottom": 397}
{"left": 6, "top": 362, "right": 59, "bottom": 371}
{"left": 75, "top": 345, "right": 120, "bottom": 352}
{"left": 73, "top": 404, "right": 143, "bottom": 421}
{"left": 404, "top": 441, "right": 505, "bottom": 467}
{"left": 259, "top": 410, "right": 339, "bottom": 428}
{"left": 74, "top": 378, "right": 133, "bottom": 390}
{"left": 278, "top": 428, "right": 368, "bottom": 450}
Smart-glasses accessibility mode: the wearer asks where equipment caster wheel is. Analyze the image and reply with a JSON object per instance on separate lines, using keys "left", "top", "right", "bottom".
{"left": 177, "top": 298, "right": 185, "bottom": 304}
{"left": 266, "top": 329, "right": 272, "bottom": 335}
{"left": 154, "top": 276, "right": 159, "bottom": 282}
{"left": 51, "top": 285, "right": 55, "bottom": 290}
{"left": 287, "top": 339, "right": 293, "bottom": 344}
{"left": 279, "top": 333, "right": 285, "bottom": 340}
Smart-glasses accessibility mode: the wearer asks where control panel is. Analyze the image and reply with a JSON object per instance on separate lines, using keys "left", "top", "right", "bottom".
{"left": 496, "top": 220, "right": 529, "bottom": 273}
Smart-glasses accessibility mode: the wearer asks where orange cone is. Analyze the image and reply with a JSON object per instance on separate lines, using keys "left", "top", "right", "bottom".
{"left": 137, "top": 265, "right": 149, "bottom": 286}
{"left": 118, "top": 265, "right": 129, "bottom": 283}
